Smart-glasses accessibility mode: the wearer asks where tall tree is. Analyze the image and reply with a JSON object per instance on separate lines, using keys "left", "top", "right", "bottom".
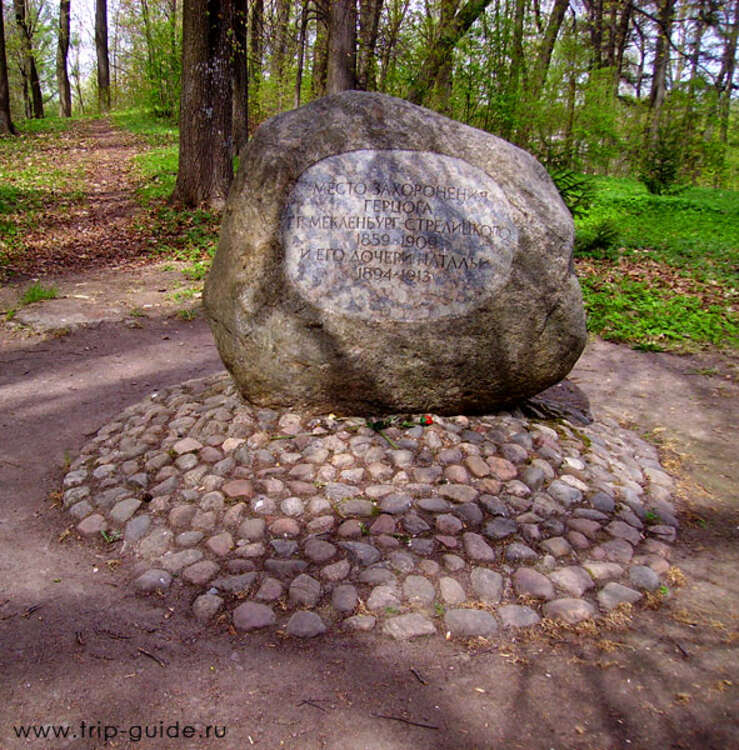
{"left": 294, "top": 0, "right": 310, "bottom": 106}
{"left": 715, "top": 0, "right": 738, "bottom": 146}
{"left": 311, "top": 2, "right": 329, "bottom": 97}
{"left": 57, "top": 0, "right": 71, "bottom": 117}
{"left": 357, "top": 0, "right": 383, "bottom": 90}
{"left": 13, "top": 0, "right": 44, "bottom": 118}
{"left": 407, "top": 0, "right": 493, "bottom": 105}
{"left": 249, "top": 0, "right": 263, "bottom": 121}
{"left": 173, "top": 0, "right": 233, "bottom": 208}
{"left": 647, "top": 0, "right": 676, "bottom": 139}
{"left": 95, "top": 0, "right": 111, "bottom": 111}
{"left": 377, "top": 0, "right": 409, "bottom": 91}
{"left": 270, "top": 0, "right": 291, "bottom": 106}
{"left": 0, "top": 0, "right": 16, "bottom": 133}
{"left": 514, "top": 0, "right": 569, "bottom": 148}
{"left": 505, "top": 0, "right": 527, "bottom": 133}
{"left": 327, "top": 0, "right": 357, "bottom": 93}
{"left": 233, "top": 0, "right": 249, "bottom": 153}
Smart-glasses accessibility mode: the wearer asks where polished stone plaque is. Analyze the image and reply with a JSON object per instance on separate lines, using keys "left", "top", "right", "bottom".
{"left": 283, "top": 150, "right": 518, "bottom": 321}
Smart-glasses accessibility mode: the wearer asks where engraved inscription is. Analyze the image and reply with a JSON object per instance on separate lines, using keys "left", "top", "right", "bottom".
{"left": 283, "top": 150, "right": 518, "bottom": 321}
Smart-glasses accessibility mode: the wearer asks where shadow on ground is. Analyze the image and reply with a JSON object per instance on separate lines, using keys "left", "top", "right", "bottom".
{"left": 1, "top": 314, "right": 737, "bottom": 749}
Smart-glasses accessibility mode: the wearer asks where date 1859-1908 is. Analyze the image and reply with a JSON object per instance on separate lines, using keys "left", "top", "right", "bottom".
{"left": 356, "top": 232, "right": 443, "bottom": 250}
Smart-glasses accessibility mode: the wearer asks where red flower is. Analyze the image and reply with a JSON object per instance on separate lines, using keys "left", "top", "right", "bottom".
{"left": 421, "top": 415, "right": 433, "bottom": 426}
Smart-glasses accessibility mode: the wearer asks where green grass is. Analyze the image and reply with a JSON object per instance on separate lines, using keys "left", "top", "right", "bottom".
{"left": 110, "top": 109, "right": 178, "bottom": 146}
{"left": 115, "top": 110, "right": 219, "bottom": 278}
{"left": 0, "top": 117, "right": 87, "bottom": 275}
{"left": 575, "top": 177, "right": 738, "bottom": 351}
{"left": 580, "top": 278, "right": 735, "bottom": 350}
{"left": 576, "top": 178, "right": 739, "bottom": 280}
{"left": 20, "top": 282, "right": 58, "bottom": 305}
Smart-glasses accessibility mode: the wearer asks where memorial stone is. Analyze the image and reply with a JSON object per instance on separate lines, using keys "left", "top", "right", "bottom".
{"left": 205, "top": 91, "right": 586, "bottom": 414}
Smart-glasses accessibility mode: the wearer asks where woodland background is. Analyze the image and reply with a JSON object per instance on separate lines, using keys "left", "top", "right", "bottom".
{"left": 1, "top": 0, "right": 737, "bottom": 192}
{"left": 0, "top": 0, "right": 737, "bottom": 352}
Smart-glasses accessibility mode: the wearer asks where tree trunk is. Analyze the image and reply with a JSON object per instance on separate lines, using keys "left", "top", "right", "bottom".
{"left": 248, "top": 0, "right": 263, "bottom": 123}
{"left": 633, "top": 16, "right": 646, "bottom": 99}
{"left": 433, "top": 0, "right": 460, "bottom": 114}
{"left": 563, "top": 12, "right": 577, "bottom": 165}
{"left": 0, "top": 0, "right": 16, "bottom": 134}
{"left": 233, "top": 0, "right": 249, "bottom": 154}
{"left": 139, "top": 0, "right": 155, "bottom": 75}
{"left": 173, "top": 0, "right": 233, "bottom": 208}
{"left": 648, "top": 0, "right": 676, "bottom": 137}
{"left": 57, "top": 0, "right": 72, "bottom": 117}
{"left": 294, "top": 0, "right": 309, "bottom": 107}
{"left": 326, "top": 0, "right": 357, "bottom": 93}
{"left": 378, "top": 0, "right": 409, "bottom": 91}
{"left": 584, "top": 0, "right": 603, "bottom": 69}
{"left": 311, "top": 11, "right": 329, "bottom": 97}
{"left": 71, "top": 36, "right": 85, "bottom": 113}
{"left": 716, "top": 0, "right": 738, "bottom": 146}
{"left": 270, "top": 0, "right": 291, "bottom": 106}
{"left": 407, "top": 0, "right": 493, "bottom": 106}
{"left": 529, "top": 0, "right": 569, "bottom": 98}
{"left": 13, "top": 0, "right": 44, "bottom": 118}
{"left": 508, "top": 0, "right": 526, "bottom": 90}
{"left": 357, "top": 0, "right": 383, "bottom": 90}
{"left": 515, "top": 0, "right": 569, "bottom": 147}
{"left": 95, "top": 0, "right": 111, "bottom": 112}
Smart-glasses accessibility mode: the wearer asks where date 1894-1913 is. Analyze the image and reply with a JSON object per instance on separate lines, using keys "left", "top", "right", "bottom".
{"left": 354, "top": 266, "right": 433, "bottom": 283}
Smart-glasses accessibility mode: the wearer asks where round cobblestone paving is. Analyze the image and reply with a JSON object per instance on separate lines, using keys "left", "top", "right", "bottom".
{"left": 62, "top": 373, "right": 679, "bottom": 639}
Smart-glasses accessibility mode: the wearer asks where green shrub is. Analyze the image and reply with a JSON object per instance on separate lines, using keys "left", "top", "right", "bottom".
{"left": 574, "top": 218, "right": 620, "bottom": 259}
{"left": 639, "top": 127, "right": 685, "bottom": 196}
{"left": 550, "top": 168, "right": 595, "bottom": 218}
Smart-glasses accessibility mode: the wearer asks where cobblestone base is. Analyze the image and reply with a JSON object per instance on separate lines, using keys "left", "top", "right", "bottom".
{"left": 62, "top": 373, "right": 679, "bottom": 639}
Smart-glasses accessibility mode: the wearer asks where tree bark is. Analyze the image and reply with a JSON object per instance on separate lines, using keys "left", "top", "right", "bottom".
{"left": 326, "top": 0, "right": 357, "bottom": 93}
{"left": 407, "top": 0, "right": 493, "bottom": 106}
{"left": 433, "top": 0, "right": 461, "bottom": 113}
{"left": 587, "top": 0, "right": 603, "bottom": 69}
{"left": 270, "top": 0, "right": 291, "bottom": 96}
{"left": 248, "top": 0, "right": 263, "bottom": 123}
{"left": 311, "top": 8, "right": 329, "bottom": 97}
{"left": 294, "top": 0, "right": 309, "bottom": 107}
{"left": 57, "top": 0, "right": 72, "bottom": 117}
{"left": 716, "top": 0, "right": 738, "bottom": 146}
{"left": 612, "top": 0, "right": 633, "bottom": 93}
{"left": 233, "top": 0, "right": 249, "bottom": 154}
{"left": 357, "top": 0, "right": 383, "bottom": 90}
{"left": 95, "top": 0, "right": 111, "bottom": 111}
{"left": 173, "top": 0, "right": 233, "bottom": 208}
{"left": 13, "top": 0, "right": 44, "bottom": 118}
{"left": 648, "top": 0, "right": 676, "bottom": 137}
{"left": 0, "top": 0, "right": 16, "bottom": 134}
{"left": 515, "top": 0, "right": 569, "bottom": 147}
{"left": 563, "top": 11, "right": 577, "bottom": 165}
{"left": 71, "top": 36, "right": 85, "bottom": 113}
{"left": 378, "top": 0, "right": 409, "bottom": 91}
{"left": 529, "top": 0, "right": 569, "bottom": 99}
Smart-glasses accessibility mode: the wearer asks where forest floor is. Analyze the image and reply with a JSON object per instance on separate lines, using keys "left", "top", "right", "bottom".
{"left": 0, "top": 120, "right": 737, "bottom": 749}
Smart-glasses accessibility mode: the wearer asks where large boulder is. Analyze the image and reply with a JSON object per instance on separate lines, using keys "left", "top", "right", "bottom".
{"left": 205, "top": 91, "right": 586, "bottom": 415}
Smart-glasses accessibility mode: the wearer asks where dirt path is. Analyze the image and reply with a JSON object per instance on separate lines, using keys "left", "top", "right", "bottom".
{"left": 1, "top": 311, "right": 736, "bottom": 750}
{"left": 2, "top": 119, "right": 157, "bottom": 280}
{"left": 1, "top": 121, "right": 737, "bottom": 749}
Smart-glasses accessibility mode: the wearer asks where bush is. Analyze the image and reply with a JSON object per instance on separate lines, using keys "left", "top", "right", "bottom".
{"left": 574, "top": 217, "right": 620, "bottom": 259}
{"left": 639, "top": 127, "right": 685, "bottom": 195}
